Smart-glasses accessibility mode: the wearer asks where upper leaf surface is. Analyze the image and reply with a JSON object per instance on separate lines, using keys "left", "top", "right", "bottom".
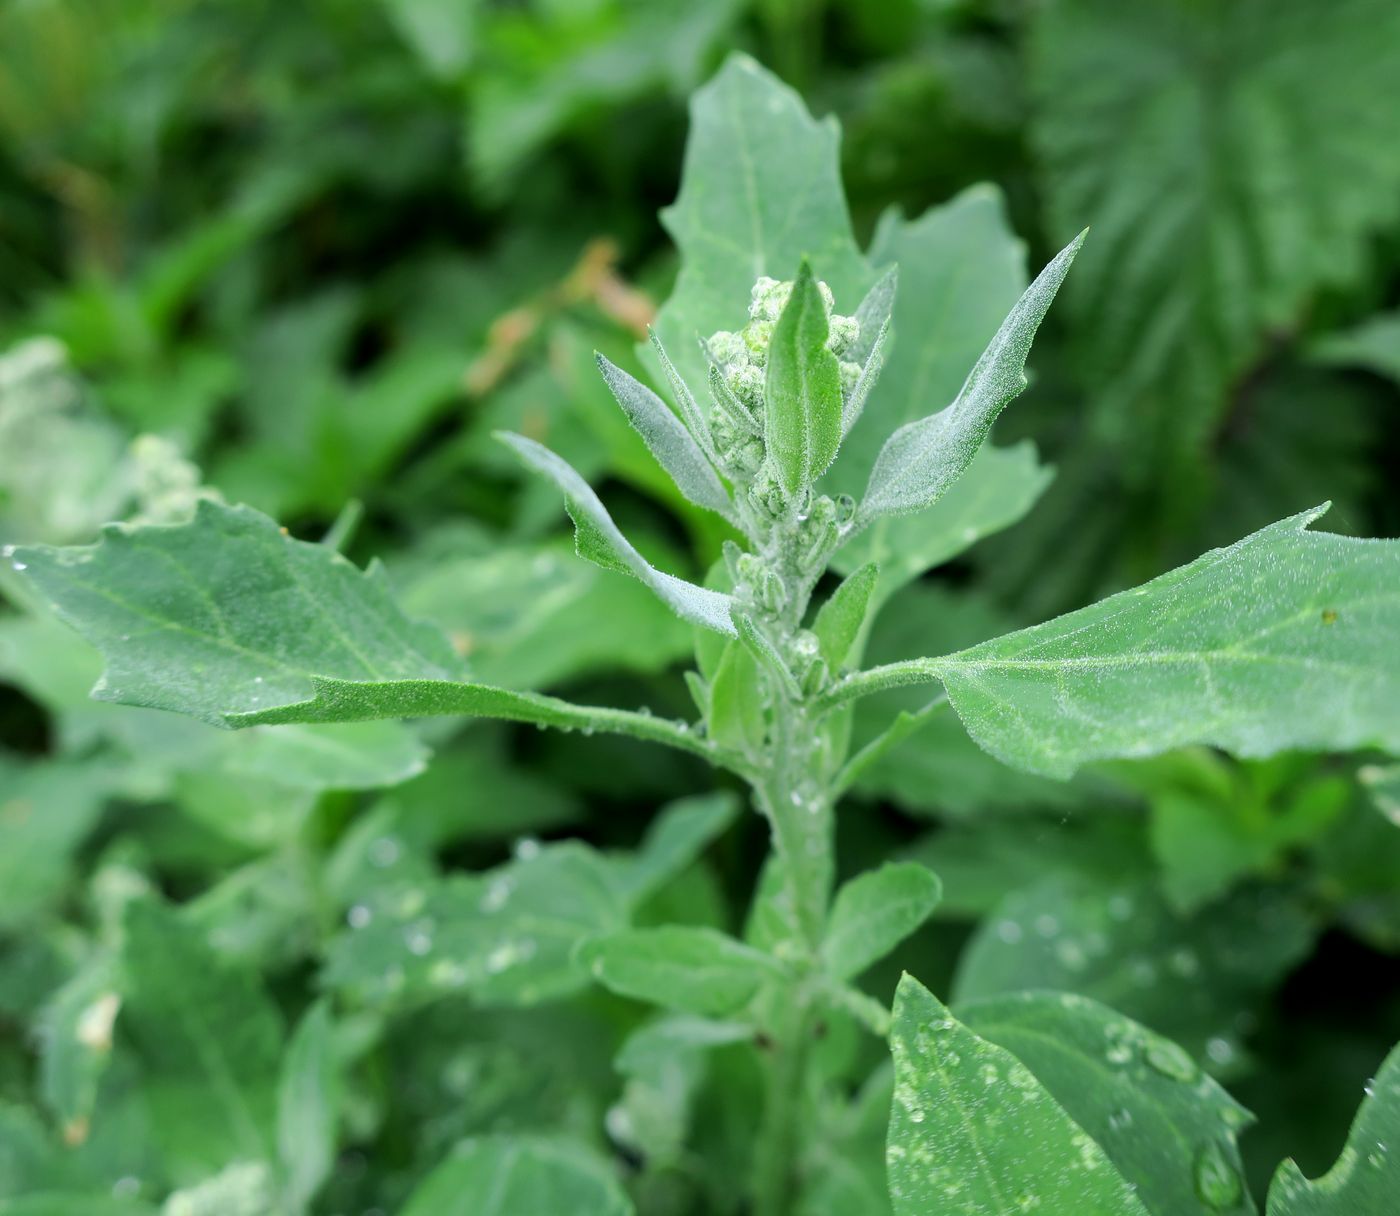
{"left": 821, "top": 861, "right": 941, "bottom": 981}
{"left": 9, "top": 499, "right": 466, "bottom": 727}
{"left": 887, "top": 975, "right": 1150, "bottom": 1216}
{"left": 962, "top": 991, "right": 1256, "bottom": 1216}
{"left": 932, "top": 508, "right": 1400, "bottom": 777}
{"left": 764, "top": 259, "right": 844, "bottom": 494}
{"left": 1266, "top": 1040, "right": 1400, "bottom": 1214}
{"left": 651, "top": 53, "right": 871, "bottom": 394}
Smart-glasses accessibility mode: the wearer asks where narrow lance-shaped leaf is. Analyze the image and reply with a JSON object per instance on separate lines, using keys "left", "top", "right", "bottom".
{"left": 278, "top": 1001, "right": 339, "bottom": 1213}
{"left": 860, "top": 230, "right": 1084, "bottom": 521}
{"left": 594, "top": 353, "right": 732, "bottom": 516}
{"left": 836, "top": 507, "right": 1400, "bottom": 779}
{"left": 1267, "top": 1039, "right": 1400, "bottom": 1215}
{"left": 6, "top": 501, "right": 713, "bottom": 760}
{"left": 812, "top": 561, "right": 879, "bottom": 669}
{"left": 841, "top": 265, "right": 897, "bottom": 436}
{"left": 887, "top": 974, "right": 1151, "bottom": 1216}
{"left": 499, "top": 432, "right": 736, "bottom": 636}
{"left": 765, "top": 258, "right": 844, "bottom": 494}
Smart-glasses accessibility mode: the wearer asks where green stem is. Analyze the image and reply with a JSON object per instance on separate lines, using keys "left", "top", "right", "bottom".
{"left": 751, "top": 992, "right": 815, "bottom": 1216}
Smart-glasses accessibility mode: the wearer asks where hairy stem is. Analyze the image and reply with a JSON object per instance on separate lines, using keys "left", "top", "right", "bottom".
{"left": 751, "top": 991, "right": 816, "bottom": 1216}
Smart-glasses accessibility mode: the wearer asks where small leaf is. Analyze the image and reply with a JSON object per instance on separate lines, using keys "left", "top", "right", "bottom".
{"left": 708, "top": 639, "right": 767, "bottom": 755}
{"left": 765, "top": 259, "right": 845, "bottom": 494}
{"left": 849, "top": 265, "right": 898, "bottom": 369}
{"left": 579, "top": 926, "right": 781, "bottom": 1017}
{"left": 812, "top": 562, "right": 879, "bottom": 670}
{"left": 860, "top": 231, "right": 1083, "bottom": 521}
{"left": 961, "top": 991, "right": 1256, "bottom": 1216}
{"left": 1267, "top": 1040, "right": 1400, "bottom": 1214}
{"left": 399, "top": 1135, "right": 634, "bottom": 1216}
{"left": 888, "top": 975, "right": 1150, "bottom": 1216}
{"left": 822, "top": 862, "right": 941, "bottom": 981}
{"left": 277, "top": 1001, "right": 339, "bottom": 1213}
{"left": 595, "top": 354, "right": 732, "bottom": 516}
{"left": 499, "top": 432, "right": 736, "bottom": 636}
{"left": 36, "top": 959, "right": 120, "bottom": 1148}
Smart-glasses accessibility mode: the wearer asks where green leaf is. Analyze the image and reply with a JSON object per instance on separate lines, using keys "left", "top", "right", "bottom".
{"left": 594, "top": 354, "right": 732, "bottom": 516}
{"left": 579, "top": 926, "right": 781, "bottom": 1017}
{"left": 324, "top": 841, "right": 629, "bottom": 1007}
{"left": 859, "top": 231, "right": 1083, "bottom": 523}
{"left": 887, "top": 975, "right": 1150, "bottom": 1215}
{"left": 1030, "top": 0, "right": 1400, "bottom": 476}
{"left": 120, "top": 899, "right": 283, "bottom": 1177}
{"left": 852, "top": 508, "right": 1400, "bottom": 778}
{"left": 399, "top": 1135, "right": 634, "bottom": 1216}
{"left": 813, "top": 563, "right": 879, "bottom": 670}
{"left": 1312, "top": 311, "right": 1400, "bottom": 386}
{"left": 277, "top": 1002, "right": 339, "bottom": 1213}
{"left": 1267, "top": 1040, "right": 1400, "bottom": 1214}
{"left": 499, "top": 432, "right": 736, "bottom": 635}
{"left": 822, "top": 862, "right": 941, "bottom": 981}
{"left": 1361, "top": 764, "right": 1400, "bottom": 828}
{"left": 953, "top": 879, "right": 1316, "bottom": 1065}
{"left": 708, "top": 639, "right": 767, "bottom": 756}
{"left": 8, "top": 501, "right": 710, "bottom": 757}
{"left": 381, "top": 0, "right": 477, "bottom": 79}
{"left": 765, "top": 259, "right": 845, "bottom": 495}
{"left": 961, "top": 991, "right": 1255, "bottom": 1216}
{"left": 35, "top": 959, "right": 119, "bottom": 1149}
{"left": 652, "top": 53, "right": 871, "bottom": 396}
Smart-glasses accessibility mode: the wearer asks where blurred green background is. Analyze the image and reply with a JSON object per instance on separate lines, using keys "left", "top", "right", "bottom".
{"left": 2, "top": 0, "right": 1399, "bottom": 1212}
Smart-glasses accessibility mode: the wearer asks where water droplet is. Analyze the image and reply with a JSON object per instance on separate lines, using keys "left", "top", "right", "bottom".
{"left": 368, "top": 836, "right": 401, "bottom": 868}
{"left": 1206, "top": 1037, "right": 1235, "bottom": 1067}
{"left": 404, "top": 920, "right": 434, "bottom": 956}
{"left": 1034, "top": 914, "right": 1059, "bottom": 937}
{"left": 1364, "top": 1076, "right": 1377, "bottom": 1097}
{"left": 1193, "top": 1141, "right": 1243, "bottom": 1209}
{"left": 347, "top": 904, "right": 372, "bottom": 929}
{"left": 996, "top": 919, "right": 1024, "bottom": 944}
{"left": 10, "top": 560, "right": 26, "bottom": 571}
{"left": 1108, "top": 1108, "right": 1133, "bottom": 1132}
{"left": 111, "top": 1177, "right": 142, "bottom": 1199}
{"left": 514, "top": 837, "right": 541, "bottom": 862}
{"left": 1145, "top": 1037, "right": 1198, "bottom": 1082}
{"left": 480, "top": 877, "right": 512, "bottom": 912}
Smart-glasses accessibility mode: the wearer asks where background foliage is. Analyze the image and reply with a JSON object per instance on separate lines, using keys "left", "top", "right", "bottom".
{"left": 1, "top": 0, "right": 1398, "bottom": 1212}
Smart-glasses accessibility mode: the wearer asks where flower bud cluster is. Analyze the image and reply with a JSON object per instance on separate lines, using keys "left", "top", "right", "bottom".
{"left": 706, "top": 274, "right": 862, "bottom": 481}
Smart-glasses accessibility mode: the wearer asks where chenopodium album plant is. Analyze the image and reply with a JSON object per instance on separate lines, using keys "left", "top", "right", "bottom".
{"left": 10, "top": 55, "right": 1400, "bottom": 1216}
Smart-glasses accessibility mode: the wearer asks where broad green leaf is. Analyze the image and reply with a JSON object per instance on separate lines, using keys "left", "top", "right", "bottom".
{"left": 765, "top": 259, "right": 844, "bottom": 494}
{"left": 579, "top": 926, "right": 781, "bottom": 1017}
{"left": 1312, "top": 311, "right": 1400, "bottom": 386}
{"left": 120, "top": 899, "right": 283, "bottom": 1177}
{"left": 381, "top": 0, "right": 477, "bottom": 79}
{"left": 1267, "top": 1041, "right": 1400, "bottom": 1214}
{"left": 859, "top": 231, "right": 1082, "bottom": 523}
{"left": 277, "top": 1002, "right": 339, "bottom": 1212}
{"left": 1030, "top": 0, "right": 1400, "bottom": 479}
{"left": 652, "top": 54, "right": 871, "bottom": 396}
{"left": 954, "top": 879, "right": 1316, "bottom": 1065}
{"left": 869, "top": 508, "right": 1400, "bottom": 778}
{"left": 8, "top": 501, "right": 708, "bottom": 755}
{"left": 399, "top": 1135, "right": 633, "bottom": 1216}
{"left": 36, "top": 959, "right": 119, "bottom": 1148}
{"left": 594, "top": 354, "right": 732, "bottom": 516}
{"left": 499, "top": 432, "right": 736, "bottom": 635}
{"left": 324, "top": 841, "right": 628, "bottom": 1007}
{"left": 962, "top": 991, "right": 1255, "bottom": 1216}
{"left": 887, "top": 975, "right": 1150, "bottom": 1216}
{"left": 813, "top": 563, "right": 879, "bottom": 670}
{"left": 622, "top": 792, "right": 739, "bottom": 904}
{"left": 822, "top": 862, "right": 941, "bottom": 981}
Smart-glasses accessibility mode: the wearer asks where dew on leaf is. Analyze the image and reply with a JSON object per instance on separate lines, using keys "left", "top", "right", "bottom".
{"left": 1192, "top": 1140, "right": 1243, "bottom": 1209}
{"left": 347, "top": 904, "right": 372, "bottom": 929}
{"left": 1144, "top": 1037, "right": 1198, "bottom": 1081}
